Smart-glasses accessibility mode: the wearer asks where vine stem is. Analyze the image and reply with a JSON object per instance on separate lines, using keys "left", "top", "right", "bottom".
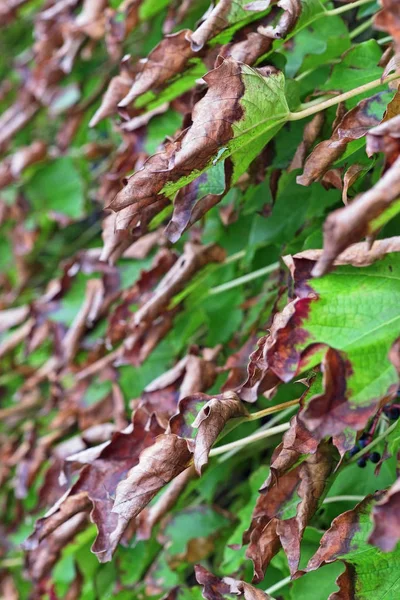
{"left": 349, "top": 16, "right": 374, "bottom": 40}
{"left": 208, "top": 262, "right": 280, "bottom": 295}
{"left": 265, "top": 575, "right": 292, "bottom": 596}
{"left": 326, "top": 0, "right": 373, "bottom": 16}
{"left": 208, "top": 422, "right": 291, "bottom": 457}
{"left": 248, "top": 398, "right": 300, "bottom": 421}
{"left": 348, "top": 419, "right": 399, "bottom": 464}
{"left": 323, "top": 495, "right": 365, "bottom": 504}
{"left": 289, "top": 72, "right": 400, "bottom": 121}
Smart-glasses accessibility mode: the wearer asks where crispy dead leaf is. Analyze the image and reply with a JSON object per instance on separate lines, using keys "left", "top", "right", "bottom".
{"left": 62, "top": 278, "right": 104, "bottom": 363}
{"left": 141, "top": 349, "right": 218, "bottom": 427}
{"left": 257, "top": 0, "right": 301, "bottom": 39}
{"left": 369, "top": 477, "right": 400, "bottom": 551}
{"left": 289, "top": 112, "right": 324, "bottom": 171}
{"left": 105, "top": 0, "right": 141, "bottom": 60}
{"left": 25, "top": 409, "right": 164, "bottom": 562}
{"left": 285, "top": 236, "right": 400, "bottom": 269}
{"left": 0, "top": 141, "right": 47, "bottom": 189}
{"left": 118, "top": 30, "right": 195, "bottom": 109}
{"left": 366, "top": 113, "right": 400, "bottom": 169}
{"left": 89, "top": 72, "right": 133, "bottom": 127}
{"left": 297, "top": 93, "right": 385, "bottom": 186}
{"left": 0, "top": 305, "right": 29, "bottom": 333}
{"left": 109, "top": 433, "right": 193, "bottom": 562}
{"left": 375, "top": 0, "right": 400, "bottom": 52}
{"left": 0, "top": 91, "right": 39, "bottom": 152}
{"left": 137, "top": 465, "right": 196, "bottom": 540}
{"left": 246, "top": 438, "right": 337, "bottom": 579}
{"left": 26, "top": 512, "right": 88, "bottom": 582}
{"left": 191, "top": 391, "right": 248, "bottom": 474}
{"left": 342, "top": 164, "right": 366, "bottom": 204}
{"left": 195, "top": 564, "right": 272, "bottom": 599}
{"left": 311, "top": 156, "right": 400, "bottom": 276}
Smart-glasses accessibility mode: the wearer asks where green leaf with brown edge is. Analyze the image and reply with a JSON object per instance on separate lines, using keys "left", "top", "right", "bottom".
{"left": 240, "top": 239, "right": 400, "bottom": 440}
{"left": 109, "top": 58, "right": 291, "bottom": 232}
{"left": 302, "top": 493, "right": 400, "bottom": 600}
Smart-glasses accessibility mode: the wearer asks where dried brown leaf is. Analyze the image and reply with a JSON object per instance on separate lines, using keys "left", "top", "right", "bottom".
{"left": 191, "top": 391, "right": 248, "bottom": 474}
{"left": 297, "top": 94, "right": 384, "bottom": 186}
{"left": 246, "top": 440, "right": 338, "bottom": 579}
{"left": 311, "top": 156, "right": 400, "bottom": 276}
{"left": 369, "top": 477, "right": 400, "bottom": 551}
{"left": 195, "top": 564, "right": 273, "bottom": 599}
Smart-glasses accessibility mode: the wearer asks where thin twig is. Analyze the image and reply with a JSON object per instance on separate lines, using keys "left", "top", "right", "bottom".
{"left": 248, "top": 398, "right": 300, "bottom": 421}
{"left": 323, "top": 495, "right": 365, "bottom": 504}
{"left": 289, "top": 72, "right": 400, "bottom": 121}
{"left": 209, "top": 422, "right": 291, "bottom": 457}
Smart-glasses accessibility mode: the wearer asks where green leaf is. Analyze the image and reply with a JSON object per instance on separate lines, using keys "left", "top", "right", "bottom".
{"left": 24, "top": 158, "right": 85, "bottom": 219}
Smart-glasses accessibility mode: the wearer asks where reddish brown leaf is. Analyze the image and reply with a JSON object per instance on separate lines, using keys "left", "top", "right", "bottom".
{"left": 191, "top": 390, "right": 248, "bottom": 474}
{"left": 24, "top": 409, "right": 165, "bottom": 562}
{"left": 369, "top": 477, "right": 400, "bottom": 551}
{"left": 118, "top": 30, "right": 195, "bottom": 109}
{"left": 195, "top": 564, "right": 273, "bottom": 599}
{"left": 246, "top": 437, "right": 337, "bottom": 579}
{"left": 375, "top": 0, "right": 400, "bottom": 52}
{"left": 297, "top": 94, "right": 384, "bottom": 186}
{"left": 310, "top": 156, "right": 400, "bottom": 276}
{"left": 109, "top": 433, "right": 193, "bottom": 561}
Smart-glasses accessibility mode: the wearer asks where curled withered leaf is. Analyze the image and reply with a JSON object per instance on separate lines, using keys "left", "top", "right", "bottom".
{"left": 186, "top": 0, "right": 265, "bottom": 52}
{"left": 26, "top": 512, "right": 88, "bottom": 582}
{"left": 195, "top": 564, "right": 272, "bottom": 599}
{"left": 105, "top": 0, "right": 141, "bottom": 60}
{"left": 366, "top": 113, "right": 400, "bottom": 169}
{"left": 0, "top": 90, "right": 39, "bottom": 151}
{"left": 128, "top": 243, "right": 225, "bottom": 331}
{"left": 0, "top": 305, "right": 29, "bottom": 333}
{"left": 105, "top": 247, "right": 177, "bottom": 346}
{"left": 246, "top": 439, "right": 337, "bottom": 579}
{"left": 311, "top": 156, "right": 400, "bottom": 276}
{"left": 141, "top": 349, "right": 218, "bottom": 427}
{"left": 118, "top": 30, "right": 195, "bottom": 108}
{"left": 289, "top": 112, "right": 324, "bottom": 171}
{"left": 221, "top": 335, "right": 259, "bottom": 391}
{"left": 163, "top": 0, "right": 197, "bottom": 34}
{"left": 257, "top": 0, "right": 301, "bottom": 39}
{"left": 342, "top": 163, "right": 366, "bottom": 204}
{"left": 285, "top": 236, "right": 400, "bottom": 270}
{"left": 62, "top": 278, "right": 104, "bottom": 363}
{"left": 25, "top": 409, "right": 164, "bottom": 562}
{"left": 164, "top": 161, "right": 232, "bottom": 242}
{"left": 109, "top": 433, "right": 193, "bottom": 562}
{"left": 369, "top": 477, "right": 400, "bottom": 551}
{"left": 137, "top": 465, "right": 196, "bottom": 541}
{"left": 0, "top": 141, "right": 47, "bottom": 189}
{"left": 89, "top": 72, "right": 132, "bottom": 127}
{"left": 375, "top": 0, "right": 400, "bottom": 52}
{"left": 191, "top": 391, "right": 248, "bottom": 474}
{"left": 75, "top": 244, "right": 225, "bottom": 375}
{"left": 297, "top": 93, "right": 386, "bottom": 186}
